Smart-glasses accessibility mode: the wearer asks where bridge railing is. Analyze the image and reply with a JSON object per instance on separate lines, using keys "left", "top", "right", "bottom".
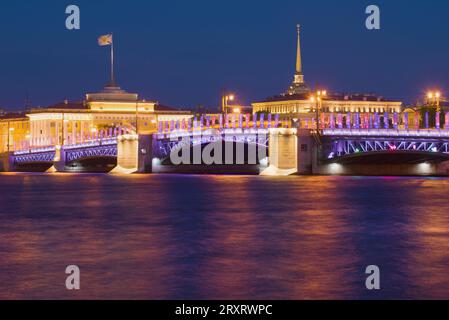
{"left": 63, "top": 137, "right": 118, "bottom": 150}
{"left": 13, "top": 146, "right": 56, "bottom": 156}
{"left": 157, "top": 114, "right": 283, "bottom": 135}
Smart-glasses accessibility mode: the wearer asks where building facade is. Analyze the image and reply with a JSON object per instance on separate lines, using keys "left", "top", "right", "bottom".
{"left": 0, "top": 113, "right": 30, "bottom": 153}
{"left": 252, "top": 25, "right": 402, "bottom": 124}
{"left": 1, "top": 85, "right": 192, "bottom": 151}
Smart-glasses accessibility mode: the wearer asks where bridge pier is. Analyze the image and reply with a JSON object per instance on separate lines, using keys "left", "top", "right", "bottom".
{"left": 0, "top": 152, "right": 14, "bottom": 172}
{"left": 53, "top": 147, "right": 66, "bottom": 172}
{"left": 137, "top": 134, "right": 153, "bottom": 173}
{"left": 112, "top": 134, "right": 153, "bottom": 174}
{"left": 297, "top": 129, "right": 314, "bottom": 175}
{"left": 261, "top": 128, "right": 298, "bottom": 176}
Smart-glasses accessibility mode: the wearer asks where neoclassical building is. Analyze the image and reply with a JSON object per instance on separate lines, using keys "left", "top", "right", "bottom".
{"left": 0, "top": 112, "right": 29, "bottom": 153}
{"left": 252, "top": 25, "right": 402, "bottom": 121}
{"left": 1, "top": 84, "right": 192, "bottom": 151}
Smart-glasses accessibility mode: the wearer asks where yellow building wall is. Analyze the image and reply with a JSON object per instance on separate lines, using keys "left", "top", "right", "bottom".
{"left": 0, "top": 118, "right": 30, "bottom": 153}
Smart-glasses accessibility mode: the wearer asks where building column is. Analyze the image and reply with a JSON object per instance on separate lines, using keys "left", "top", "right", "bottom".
{"left": 80, "top": 121, "right": 85, "bottom": 142}
{"left": 55, "top": 121, "right": 60, "bottom": 145}
{"left": 72, "top": 121, "right": 77, "bottom": 143}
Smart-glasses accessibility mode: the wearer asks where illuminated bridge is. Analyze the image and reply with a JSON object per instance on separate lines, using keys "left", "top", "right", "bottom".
{"left": 4, "top": 112, "right": 449, "bottom": 176}
{"left": 321, "top": 129, "right": 449, "bottom": 162}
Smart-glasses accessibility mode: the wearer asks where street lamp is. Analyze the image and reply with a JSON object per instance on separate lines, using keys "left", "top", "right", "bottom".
{"left": 222, "top": 93, "right": 235, "bottom": 114}
{"left": 310, "top": 90, "right": 327, "bottom": 133}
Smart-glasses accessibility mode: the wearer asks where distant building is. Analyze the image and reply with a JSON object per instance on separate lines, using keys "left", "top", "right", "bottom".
{"left": 0, "top": 112, "right": 30, "bottom": 153}
{"left": 252, "top": 25, "right": 402, "bottom": 123}
{"left": 26, "top": 84, "right": 192, "bottom": 147}
{"left": 0, "top": 84, "right": 192, "bottom": 150}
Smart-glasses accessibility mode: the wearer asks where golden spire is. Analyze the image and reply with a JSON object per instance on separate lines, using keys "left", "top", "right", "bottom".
{"left": 293, "top": 24, "right": 305, "bottom": 85}
{"left": 286, "top": 24, "right": 310, "bottom": 95}
{"left": 296, "top": 24, "right": 303, "bottom": 76}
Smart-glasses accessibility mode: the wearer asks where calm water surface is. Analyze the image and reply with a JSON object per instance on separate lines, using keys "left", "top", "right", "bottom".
{"left": 1, "top": 173, "right": 449, "bottom": 299}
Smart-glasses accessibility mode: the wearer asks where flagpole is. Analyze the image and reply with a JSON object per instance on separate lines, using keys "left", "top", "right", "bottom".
{"left": 110, "top": 33, "right": 114, "bottom": 85}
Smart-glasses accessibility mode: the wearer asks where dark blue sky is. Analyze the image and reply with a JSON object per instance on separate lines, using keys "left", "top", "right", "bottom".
{"left": 1, "top": 0, "right": 448, "bottom": 110}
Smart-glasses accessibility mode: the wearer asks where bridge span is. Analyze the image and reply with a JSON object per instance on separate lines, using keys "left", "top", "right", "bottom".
{"left": 2, "top": 115, "right": 449, "bottom": 176}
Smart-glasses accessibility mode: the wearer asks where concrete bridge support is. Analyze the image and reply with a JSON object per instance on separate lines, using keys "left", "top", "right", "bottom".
{"left": 261, "top": 128, "right": 298, "bottom": 176}
{"left": 53, "top": 147, "right": 66, "bottom": 172}
{"left": 137, "top": 134, "right": 153, "bottom": 173}
{"left": 112, "top": 134, "right": 153, "bottom": 174}
{"left": 297, "top": 129, "right": 314, "bottom": 175}
{"left": 0, "top": 152, "right": 14, "bottom": 172}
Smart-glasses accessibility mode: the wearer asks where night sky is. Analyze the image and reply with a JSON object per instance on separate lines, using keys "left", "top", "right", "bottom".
{"left": 0, "top": 0, "right": 448, "bottom": 110}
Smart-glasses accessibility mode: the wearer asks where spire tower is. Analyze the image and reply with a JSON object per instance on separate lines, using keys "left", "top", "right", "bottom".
{"left": 286, "top": 24, "right": 310, "bottom": 95}
{"left": 294, "top": 24, "right": 304, "bottom": 84}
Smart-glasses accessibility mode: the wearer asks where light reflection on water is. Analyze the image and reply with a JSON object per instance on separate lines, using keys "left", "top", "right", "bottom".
{"left": 0, "top": 173, "right": 449, "bottom": 299}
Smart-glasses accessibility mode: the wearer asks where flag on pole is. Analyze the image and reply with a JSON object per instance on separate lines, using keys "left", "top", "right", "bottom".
{"left": 98, "top": 34, "right": 113, "bottom": 46}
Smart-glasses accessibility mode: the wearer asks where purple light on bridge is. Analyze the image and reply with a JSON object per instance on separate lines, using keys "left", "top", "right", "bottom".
{"left": 267, "top": 114, "right": 272, "bottom": 129}
{"left": 393, "top": 112, "right": 398, "bottom": 129}
{"left": 275, "top": 114, "right": 280, "bottom": 128}
{"left": 346, "top": 113, "right": 351, "bottom": 129}
{"left": 425, "top": 112, "right": 429, "bottom": 129}
{"left": 415, "top": 112, "right": 419, "bottom": 129}
{"left": 436, "top": 112, "right": 440, "bottom": 130}
{"left": 404, "top": 113, "right": 409, "bottom": 130}
{"left": 384, "top": 112, "right": 389, "bottom": 129}
{"left": 260, "top": 114, "right": 265, "bottom": 129}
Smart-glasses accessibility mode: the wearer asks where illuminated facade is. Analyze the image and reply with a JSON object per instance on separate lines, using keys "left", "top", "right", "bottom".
{"left": 252, "top": 25, "right": 402, "bottom": 121}
{"left": 0, "top": 113, "right": 30, "bottom": 153}
{"left": 1, "top": 85, "right": 192, "bottom": 150}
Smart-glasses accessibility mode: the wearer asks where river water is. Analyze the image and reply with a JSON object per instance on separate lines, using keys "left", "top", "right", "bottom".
{"left": 0, "top": 173, "right": 449, "bottom": 299}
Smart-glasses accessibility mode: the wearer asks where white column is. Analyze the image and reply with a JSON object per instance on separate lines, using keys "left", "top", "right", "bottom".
{"left": 55, "top": 121, "right": 60, "bottom": 145}
{"left": 63, "top": 120, "right": 68, "bottom": 145}
{"left": 80, "top": 121, "right": 85, "bottom": 142}
{"left": 46, "top": 121, "right": 51, "bottom": 145}
{"left": 71, "top": 121, "right": 76, "bottom": 144}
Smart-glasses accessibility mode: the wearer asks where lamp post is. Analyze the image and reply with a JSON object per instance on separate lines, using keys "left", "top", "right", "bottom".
{"left": 222, "top": 93, "right": 235, "bottom": 114}
{"left": 310, "top": 90, "right": 327, "bottom": 133}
